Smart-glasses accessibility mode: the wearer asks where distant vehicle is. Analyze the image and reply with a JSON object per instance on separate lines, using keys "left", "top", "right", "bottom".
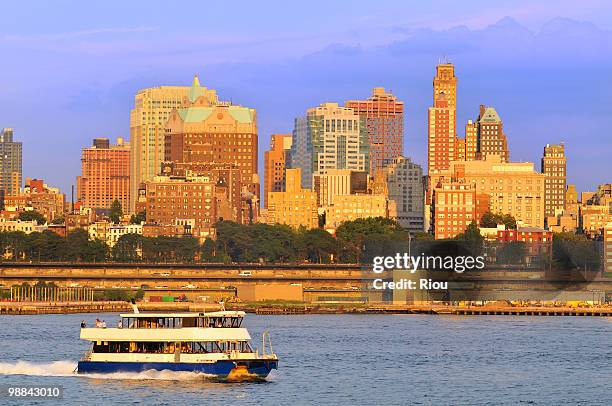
{"left": 182, "top": 284, "right": 197, "bottom": 289}
{"left": 155, "top": 286, "right": 168, "bottom": 289}
{"left": 94, "top": 285, "right": 104, "bottom": 289}
{"left": 350, "top": 286, "right": 360, "bottom": 290}
{"left": 130, "top": 286, "right": 140, "bottom": 289}
{"left": 276, "top": 274, "right": 285, "bottom": 278}
{"left": 153, "top": 272, "right": 170, "bottom": 277}
{"left": 225, "top": 285, "right": 237, "bottom": 290}
{"left": 69, "top": 283, "right": 81, "bottom": 288}
{"left": 140, "top": 284, "right": 150, "bottom": 289}
{"left": 111, "top": 286, "right": 125, "bottom": 289}
{"left": 238, "top": 271, "right": 252, "bottom": 277}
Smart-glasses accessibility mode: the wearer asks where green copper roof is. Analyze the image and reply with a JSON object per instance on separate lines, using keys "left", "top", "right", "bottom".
{"left": 228, "top": 106, "right": 254, "bottom": 123}
{"left": 189, "top": 75, "right": 205, "bottom": 103}
{"left": 178, "top": 107, "right": 214, "bottom": 122}
{"left": 177, "top": 105, "right": 254, "bottom": 124}
{"left": 480, "top": 106, "right": 501, "bottom": 122}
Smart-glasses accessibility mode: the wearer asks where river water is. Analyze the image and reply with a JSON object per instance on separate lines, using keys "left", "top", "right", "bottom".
{"left": 0, "top": 313, "right": 610, "bottom": 405}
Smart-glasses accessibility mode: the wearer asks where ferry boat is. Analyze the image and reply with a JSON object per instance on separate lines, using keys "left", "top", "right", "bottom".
{"left": 77, "top": 306, "right": 278, "bottom": 381}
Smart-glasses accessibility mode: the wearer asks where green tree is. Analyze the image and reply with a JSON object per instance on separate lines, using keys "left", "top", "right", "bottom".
{"left": 455, "top": 221, "right": 484, "bottom": 256}
{"left": 501, "top": 214, "right": 517, "bottom": 230}
{"left": 552, "top": 232, "right": 600, "bottom": 273}
{"left": 336, "top": 217, "right": 408, "bottom": 263}
{"left": 18, "top": 210, "right": 46, "bottom": 225}
{"left": 200, "top": 237, "right": 217, "bottom": 262}
{"left": 480, "top": 212, "right": 497, "bottom": 228}
{"left": 29, "top": 230, "right": 66, "bottom": 261}
{"left": 480, "top": 212, "right": 517, "bottom": 229}
{"left": 112, "top": 233, "right": 143, "bottom": 262}
{"left": 130, "top": 210, "right": 146, "bottom": 224}
{"left": 176, "top": 236, "right": 199, "bottom": 262}
{"left": 51, "top": 215, "right": 65, "bottom": 225}
{"left": 299, "top": 228, "right": 339, "bottom": 263}
{"left": 62, "top": 229, "right": 108, "bottom": 262}
{"left": 0, "top": 231, "right": 29, "bottom": 260}
{"left": 85, "top": 239, "right": 110, "bottom": 262}
{"left": 496, "top": 241, "right": 526, "bottom": 265}
{"left": 109, "top": 199, "right": 123, "bottom": 224}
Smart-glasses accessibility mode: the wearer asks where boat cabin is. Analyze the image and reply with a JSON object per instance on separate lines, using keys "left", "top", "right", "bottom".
{"left": 118, "top": 311, "right": 244, "bottom": 329}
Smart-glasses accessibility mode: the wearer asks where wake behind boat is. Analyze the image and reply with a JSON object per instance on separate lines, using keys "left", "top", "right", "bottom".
{"left": 76, "top": 304, "right": 278, "bottom": 381}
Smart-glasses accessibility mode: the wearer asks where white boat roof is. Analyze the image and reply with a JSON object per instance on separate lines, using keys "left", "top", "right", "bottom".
{"left": 119, "top": 311, "right": 246, "bottom": 318}
{"left": 81, "top": 327, "right": 251, "bottom": 342}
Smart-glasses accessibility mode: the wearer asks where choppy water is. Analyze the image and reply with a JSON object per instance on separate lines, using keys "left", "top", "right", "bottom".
{"left": 0, "top": 313, "right": 610, "bottom": 405}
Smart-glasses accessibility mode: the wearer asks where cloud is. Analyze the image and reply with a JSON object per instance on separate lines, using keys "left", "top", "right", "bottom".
{"left": 3, "top": 15, "right": 612, "bottom": 195}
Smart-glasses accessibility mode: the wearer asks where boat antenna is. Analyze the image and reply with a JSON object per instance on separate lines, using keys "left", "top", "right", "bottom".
{"left": 130, "top": 298, "right": 140, "bottom": 314}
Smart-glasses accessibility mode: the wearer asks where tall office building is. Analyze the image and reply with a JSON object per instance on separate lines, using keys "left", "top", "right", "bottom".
{"left": 263, "top": 134, "right": 292, "bottom": 208}
{"left": 432, "top": 180, "right": 476, "bottom": 240}
{"left": 345, "top": 88, "right": 404, "bottom": 173}
{"left": 433, "top": 63, "right": 457, "bottom": 115}
{"left": 77, "top": 138, "right": 130, "bottom": 211}
{"left": 384, "top": 156, "right": 425, "bottom": 233}
{"left": 325, "top": 194, "right": 388, "bottom": 229}
{"left": 605, "top": 224, "right": 612, "bottom": 274}
{"left": 0, "top": 128, "right": 22, "bottom": 195}
{"left": 164, "top": 77, "right": 259, "bottom": 202}
{"left": 439, "top": 156, "right": 545, "bottom": 228}
{"left": 290, "top": 103, "right": 369, "bottom": 189}
{"left": 541, "top": 143, "right": 567, "bottom": 217}
{"left": 267, "top": 168, "right": 318, "bottom": 229}
{"left": 313, "top": 169, "right": 368, "bottom": 207}
{"left": 427, "top": 92, "right": 455, "bottom": 175}
{"left": 144, "top": 171, "right": 220, "bottom": 239}
{"left": 129, "top": 76, "right": 218, "bottom": 212}
{"left": 464, "top": 120, "right": 478, "bottom": 161}
{"left": 476, "top": 105, "right": 509, "bottom": 162}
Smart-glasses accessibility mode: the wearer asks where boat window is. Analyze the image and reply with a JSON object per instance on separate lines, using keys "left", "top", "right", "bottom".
{"left": 91, "top": 340, "right": 253, "bottom": 354}
{"left": 118, "top": 315, "right": 243, "bottom": 329}
{"left": 183, "top": 317, "right": 196, "bottom": 328}
{"left": 92, "top": 342, "right": 109, "bottom": 353}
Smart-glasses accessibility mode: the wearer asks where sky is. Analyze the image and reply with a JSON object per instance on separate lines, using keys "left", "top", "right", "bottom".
{"left": 1, "top": 0, "right": 611, "bottom": 197}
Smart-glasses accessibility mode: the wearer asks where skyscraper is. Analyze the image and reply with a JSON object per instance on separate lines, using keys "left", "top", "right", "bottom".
{"left": 433, "top": 180, "right": 476, "bottom": 240}
{"left": 290, "top": 103, "right": 369, "bottom": 189}
{"left": 345, "top": 87, "right": 404, "bottom": 173}
{"left": 129, "top": 76, "right": 218, "bottom": 212}
{"left": 476, "top": 105, "right": 509, "bottom": 162}
{"left": 433, "top": 63, "right": 457, "bottom": 114}
{"left": 0, "top": 128, "right": 22, "bottom": 195}
{"left": 164, "top": 76, "right": 259, "bottom": 210}
{"left": 427, "top": 92, "right": 455, "bottom": 175}
{"left": 464, "top": 120, "right": 478, "bottom": 161}
{"left": 263, "top": 134, "right": 292, "bottom": 208}
{"left": 267, "top": 168, "right": 318, "bottom": 229}
{"left": 384, "top": 156, "right": 425, "bottom": 233}
{"left": 77, "top": 138, "right": 130, "bottom": 211}
{"left": 541, "top": 143, "right": 567, "bottom": 217}
{"left": 439, "top": 156, "right": 545, "bottom": 228}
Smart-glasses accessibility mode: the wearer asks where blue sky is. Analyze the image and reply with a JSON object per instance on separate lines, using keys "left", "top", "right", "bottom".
{"left": 1, "top": 0, "right": 611, "bottom": 196}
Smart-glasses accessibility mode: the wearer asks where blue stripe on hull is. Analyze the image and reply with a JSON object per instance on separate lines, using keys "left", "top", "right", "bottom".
{"left": 77, "top": 360, "right": 278, "bottom": 379}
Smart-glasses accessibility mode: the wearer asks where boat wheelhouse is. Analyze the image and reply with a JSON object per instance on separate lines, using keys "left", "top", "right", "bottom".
{"left": 77, "top": 310, "right": 278, "bottom": 381}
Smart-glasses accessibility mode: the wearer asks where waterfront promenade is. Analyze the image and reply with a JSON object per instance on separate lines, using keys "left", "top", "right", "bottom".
{"left": 2, "top": 300, "right": 611, "bottom": 316}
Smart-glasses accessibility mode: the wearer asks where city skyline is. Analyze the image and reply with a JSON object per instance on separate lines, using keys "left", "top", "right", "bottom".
{"left": 1, "top": 2, "right": 612, "bottom": 196}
